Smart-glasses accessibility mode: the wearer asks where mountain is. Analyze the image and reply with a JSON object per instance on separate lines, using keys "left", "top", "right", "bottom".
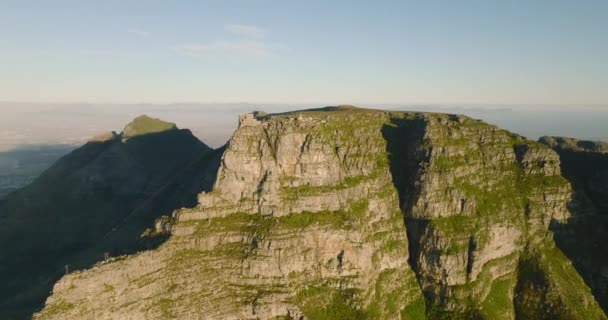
{"left": 539, "top": 136, "right": 608, "bottom": 313}
{"left": 0, "top": 115, "right": 223, "bottom": 319}
{"left": 34, "top": 107, "right": 606, "bottom": 319}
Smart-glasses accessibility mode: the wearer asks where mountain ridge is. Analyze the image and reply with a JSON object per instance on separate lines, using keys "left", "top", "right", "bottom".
{"left": 0, "top": 115, "right": 222, "bottom": 319}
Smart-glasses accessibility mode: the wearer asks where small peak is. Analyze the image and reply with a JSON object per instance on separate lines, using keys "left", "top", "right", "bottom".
{"left": 122, "top": 115, "right": 177, "bottom": 139}
{"left": 239, "top": 113, "right": 261, "bottom": 128}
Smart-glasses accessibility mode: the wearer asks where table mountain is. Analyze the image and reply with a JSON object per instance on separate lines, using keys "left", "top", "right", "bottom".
{"left": 34, "top": 107, "right": 605, "bottom": 319}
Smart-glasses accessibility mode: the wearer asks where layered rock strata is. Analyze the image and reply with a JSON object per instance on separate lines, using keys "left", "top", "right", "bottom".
{"left": 36, "top": 107, "right": 605, "bottom": 319}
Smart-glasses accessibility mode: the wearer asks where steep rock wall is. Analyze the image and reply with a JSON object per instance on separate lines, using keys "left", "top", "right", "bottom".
{"left": 35, "top": 108, "right": 605, "bottom": 320}
{"left": 386, "top": 113, "right": 600, "bottom": 318}
{"left": 36, "top": 109, "right": 425, "bottom": 320}
{"left": 540, "top": 136, "right": 608, "bottom": 313}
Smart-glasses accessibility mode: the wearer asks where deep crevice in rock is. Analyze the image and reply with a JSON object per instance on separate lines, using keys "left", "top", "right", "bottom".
{"left": 381, "top": 115, "right": 431, "bottom": 306}
{"left": 466, "top": 236, "right": 476, "bottom": 277}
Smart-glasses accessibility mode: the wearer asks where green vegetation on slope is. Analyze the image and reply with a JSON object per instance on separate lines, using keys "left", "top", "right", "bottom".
{"left": 123, "top": 115, "right": 177, "bottom": 138}
{"left": 514, "top": 242, "right": 607, "bottom": 320}
{"left": 480, "top": 275, "right": 516, "bottom": 319}
{"left": 296, "top": 285, "right": 366, "bottom": 320}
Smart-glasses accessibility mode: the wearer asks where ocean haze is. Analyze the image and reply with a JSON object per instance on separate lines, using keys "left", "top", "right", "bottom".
{"left": 0, "top": 144, "right": 74, "bottom": 198}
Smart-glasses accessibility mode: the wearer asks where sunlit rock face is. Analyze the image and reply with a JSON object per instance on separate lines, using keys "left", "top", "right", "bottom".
{"left": 36, "top": 107, "right": 605, "bottom": 320}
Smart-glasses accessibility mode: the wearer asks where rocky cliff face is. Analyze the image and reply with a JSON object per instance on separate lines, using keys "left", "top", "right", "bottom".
{"left": 0, "top": 115, "right": 221, "bottom": 319}
{"left": 35, "top": 107, "right": 605, "bottom": 319}
{"left": 540, "top": 136, "right": 608, "bottom": 313}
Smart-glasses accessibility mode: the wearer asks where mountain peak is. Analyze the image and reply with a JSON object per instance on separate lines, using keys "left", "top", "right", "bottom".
{"left": 122, "top": 115, "right": 177, "bottom": 139}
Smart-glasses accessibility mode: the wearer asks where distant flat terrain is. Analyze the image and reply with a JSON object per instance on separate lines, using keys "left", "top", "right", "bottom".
{"left": 1, "top": 103, "right": 606, "bottom": 153}
{"left": 0, "top": 145, "right": 74, "bottom": 198}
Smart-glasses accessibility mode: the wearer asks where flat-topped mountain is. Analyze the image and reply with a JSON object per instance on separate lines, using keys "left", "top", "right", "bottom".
{"left": 0, "top": 115, "right": 223, "bottom": 319}
{"left": 34, "top": 107, "right": 606, "bottom": 319}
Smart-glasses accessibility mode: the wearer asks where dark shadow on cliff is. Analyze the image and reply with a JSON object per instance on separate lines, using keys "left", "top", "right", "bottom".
{"left": 381, "top": 115, "right": 432, "bottom": 299}
{"left": 382, "top": 117, "right": 424, "bottom": 259}
{"left": 0, "top": 130, "right": 224, "bottom": 320}
{"left": 545, "top": 146, "right": 608, "bottom": 313}
{"left": 381, "top": 114, "right": 488, "bottom": 319}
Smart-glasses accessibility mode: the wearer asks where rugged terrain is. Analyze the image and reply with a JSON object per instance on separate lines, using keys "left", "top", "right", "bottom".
{"left": 540, "top": 136, "right": 608, "bottom": 313}
{"left": 34, "top": 107, "right": 606, "bottom": 319}
{"left": 0, "top": 115, "right": 222, "bottom": 319}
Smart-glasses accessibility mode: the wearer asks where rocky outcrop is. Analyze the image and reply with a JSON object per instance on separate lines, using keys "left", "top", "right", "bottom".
{"left": 0, "top": 116, "right": 221, "bottom": 319}
{"left": 540, "top": 136, "right": 608, "bottom": 313}
{"left": 387, "top": 115, "right": 599, "bottom": 318}
{"left": 35, "top": 108, "right": 605, "bottom": 319}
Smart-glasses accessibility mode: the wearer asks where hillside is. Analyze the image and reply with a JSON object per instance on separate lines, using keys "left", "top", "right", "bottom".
{"left": 540, "top": 136, "right": 608, "bottom": 313}
{"left": 0, "top": 115, "right": 223, "bottom": 319}
{"left": 35, "top": 107, "right": 606, "bottom": 319}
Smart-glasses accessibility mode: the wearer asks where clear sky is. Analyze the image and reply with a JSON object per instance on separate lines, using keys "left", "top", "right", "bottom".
{"left": 1, "top": 0, "right": 607, "bottom": 105}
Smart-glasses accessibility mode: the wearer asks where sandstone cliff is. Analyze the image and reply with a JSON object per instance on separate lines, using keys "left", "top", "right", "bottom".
{"left": 35, "top": 107, "right": 605, "bottom": 319}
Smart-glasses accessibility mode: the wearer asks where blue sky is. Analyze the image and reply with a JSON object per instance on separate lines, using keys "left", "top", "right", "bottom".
{"left": 1, "top": 0, "right": 607, "bottom": 105}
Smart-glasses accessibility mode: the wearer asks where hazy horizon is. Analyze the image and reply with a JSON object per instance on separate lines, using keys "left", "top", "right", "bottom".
{"left": 2, "top": 102, "right": 607, "bottom": 152}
